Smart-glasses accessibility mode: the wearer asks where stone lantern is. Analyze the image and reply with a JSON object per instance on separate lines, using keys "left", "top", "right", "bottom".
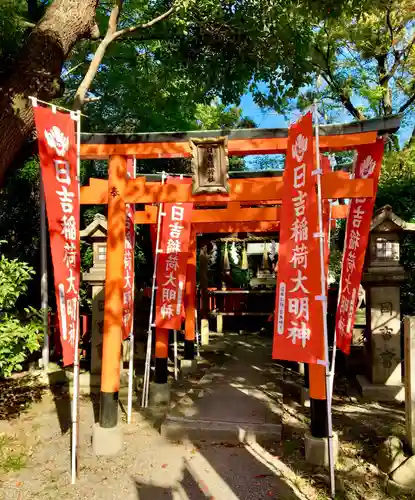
{"left": 81, "top": 213, "right": 107, "bottom": 377}
{"left": 358, "top": 205, "right": 415, "bottom": 401}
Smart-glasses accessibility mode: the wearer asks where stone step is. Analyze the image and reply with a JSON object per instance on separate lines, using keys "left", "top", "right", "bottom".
{"left": 161, "top": 416, "right": 282, "bottom": 444}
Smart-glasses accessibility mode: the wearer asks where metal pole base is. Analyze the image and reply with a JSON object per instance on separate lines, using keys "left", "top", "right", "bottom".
{"left": 99, "top": 391, "right": 119, "bottom": 428}
{"left": 154, "top": 357, "right": 168, "bottom": 384}
{"left": 184, "top": 339, "right": 195, "bottom": 360}
{"left": 310, "top": 398, "right": 328, "bottom": 438}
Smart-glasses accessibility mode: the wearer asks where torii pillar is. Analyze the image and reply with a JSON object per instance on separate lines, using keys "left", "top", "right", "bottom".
{"left": 92, "top": 155, "right": 126, "bottom": 456}
{"left": 181, "top": 228, "right": 197, "bottom": 374}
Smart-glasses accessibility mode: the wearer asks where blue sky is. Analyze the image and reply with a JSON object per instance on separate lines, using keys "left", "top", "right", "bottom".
{"left": 239, "top": 92, "right": 288, "bottom": 129}
{"left": 239, "top": 90, "right": 413, "bottom": 166}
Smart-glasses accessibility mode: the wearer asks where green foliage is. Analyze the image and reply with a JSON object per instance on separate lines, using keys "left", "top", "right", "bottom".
{"left": 61, "top": 0, "right": 353, "bottom": 125}
{"left": 0, "top": 244, "right": 43, "bottom": 378}
{"left": 0, "top": 435, "right": 27, "bottom": 473}
{"left": 377, "top": 143, "right": 415, "bottom": 219}
{"left": 0, "top": 0, "right": 49, "bottom": 78}
{"left": 376, "top": 142, "right": 415, "bottom": 316}
{"left": 292, "top": 0, "right": 415, "bottom": 129}
{"left": 251, "top": 155, "right": 284, "bottom": 171}
{"left": 0, "top": 247, "right": 35, "bottom": 311}
{"left": 194, "top": 101, "right": 251, "bottom": 130}
{"left": 328, "top": 247, "right": 343, "bottom": 283}
{"left": 0, "top": 310, "right": 43, "bottom": 378}
{"left": 0, "top": 156, "right": 40, "bottom": 263}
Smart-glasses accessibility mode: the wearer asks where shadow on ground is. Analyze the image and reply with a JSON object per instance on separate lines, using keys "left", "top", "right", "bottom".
{"left": 47, "top": 371, "right": 72, "bottom": 434}
{"left": 133, "top": 334, "right": 311, "bottom": 499}
{"left": 254, "top": 380, "right": 410, "bottom": 500}
{"left": 0, "top": 374, "right": 46, "bottom": 420}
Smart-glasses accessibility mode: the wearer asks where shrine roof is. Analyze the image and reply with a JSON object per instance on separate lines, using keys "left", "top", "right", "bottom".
{"left": 80, "top": 114, "right": 402, "bottom": 145}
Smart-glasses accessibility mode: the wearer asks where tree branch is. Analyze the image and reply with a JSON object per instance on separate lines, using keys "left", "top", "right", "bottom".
{"left": 72, "top": 1, "right": 123, "bottom": 110}
{"left": 379, "top": 32, "right": 415, "bottom": 87}
{"left": 313, "top": 44, "right": 365, "bottom": 121}
{"left": 73, "top": 3, "right": 176, "bottom": 110}
{"left": 112, "top": 6, "right": 176, "bottom": 41}
{"left": 399, "top": 91, "right": 415, "bottom": 114}
{"left": 18, "top": 19, "right": 36, "bottom": 29}
{"left": 108, "top": 0, "right": 123, "bottom": 35}
{"left": 386, "top": 2, "right": 395, "bottom": 49}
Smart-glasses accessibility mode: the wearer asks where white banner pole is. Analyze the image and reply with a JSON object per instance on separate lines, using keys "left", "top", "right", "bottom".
{"left": 40, "top": 169, "right": 49, "bottom": 373}
{"left": 329, "top": 151, "right": 357, "bottom": 402}
{"left": 127, "top": 157, "right": 137, "bottom": 424}
{"left": 173, "top": 330, "right": 178, "bottom": 380}
{"left": 142, "top": 171, "right": 166, "bottom": 408}
{"left": 71, "top": 110, "right": 82, "bottom": 485}
{"left": 195, "top": 308, "right": 200, "bottom": 359}
{"left": 313, "top": 102, "right": 335, "bottom": 498}
{"left": 31, "top": 96, "right": 49, "bottom": 376}
{"left": 326, "top": 156, "right": 335, "bottom": 403}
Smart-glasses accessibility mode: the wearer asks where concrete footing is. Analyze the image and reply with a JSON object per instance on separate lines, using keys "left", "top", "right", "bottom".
{"left": 304, "top": 431, "right": 339, "bottom": 468}
{"left": 201, "top": 319, "right": 210, "bottom": 345}
{"left": 216, "top": 314, "right": 223, "bottom": 334}
{"left": 300, "top": 387, "right": 310, "bottom": 408}
{"left": 356, "top": 375, "right": 404, "bottom": 402}
{"left": 92, "top": 423, "right": 123, "bottom": 456}
{"left": 180, "top": 359, "right": 197, "bottom": 375}
{"left": 149, "top": 382, "right": 171, "bottom": 407}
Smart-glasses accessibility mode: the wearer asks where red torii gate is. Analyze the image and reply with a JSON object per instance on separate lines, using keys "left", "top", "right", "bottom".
{"left": 79, "top": 114, "right": 401, "bottom": 447}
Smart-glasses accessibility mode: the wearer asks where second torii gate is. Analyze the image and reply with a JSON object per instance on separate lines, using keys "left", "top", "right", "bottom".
{"left": 79, "top": 114, "right": 401, "bottom": 452}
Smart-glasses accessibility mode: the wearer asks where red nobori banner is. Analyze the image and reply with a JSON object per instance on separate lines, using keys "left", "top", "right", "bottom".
{"left": 155, "top": 178, "right": 193, "bottom": 329}
{"left": 34, "top": 106, "right": 80, "bottom": 366}
{"left": 122, "top": 158, "right": 135, "bottom": 340}
{"left": 272, "top": 112, "right": 325, "bottom": 364}
{"left": 336, "top": 138, "right": 384, "bottom": 354}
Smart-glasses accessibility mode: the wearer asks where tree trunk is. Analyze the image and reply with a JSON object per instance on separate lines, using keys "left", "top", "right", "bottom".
{"left": 0, "top": 0, "right": 98, "bottom": 182}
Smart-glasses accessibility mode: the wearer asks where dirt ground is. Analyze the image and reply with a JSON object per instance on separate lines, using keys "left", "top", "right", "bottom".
{"left": 0, "top": 349, "right": 414, "bottom": 500}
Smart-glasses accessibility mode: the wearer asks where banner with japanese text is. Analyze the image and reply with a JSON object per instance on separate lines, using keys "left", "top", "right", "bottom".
{"left": 34, "top": 106, "right": 80, "bottom": 366}
{"left": 155, "top": 178, "right": 193, "bottom": 329}
{"left": 335, "top": 138, "right": 384, "bottom": 354}
{"left": 122, "top": 158, "right": 135, "bottom": 340}
{"left": 272, "top": 112, "right": 325, "bottom": 364}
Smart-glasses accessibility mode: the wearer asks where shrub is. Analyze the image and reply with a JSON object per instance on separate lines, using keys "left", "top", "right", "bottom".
{"left": 0, "top": 242, "right": 43, "bottom": 378}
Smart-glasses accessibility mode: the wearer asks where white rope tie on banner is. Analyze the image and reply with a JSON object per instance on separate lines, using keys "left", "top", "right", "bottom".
{"left": 313, "top": 102, "right": 336, "bottom": 499}
{"left": 127, "top": 156, "right": 137, "bottom": 424}
{"left": 28, "top": 96, "right": 88, "bottom": 117}
{"left": 142, "top": 171, "right": 166, "bottom": 408}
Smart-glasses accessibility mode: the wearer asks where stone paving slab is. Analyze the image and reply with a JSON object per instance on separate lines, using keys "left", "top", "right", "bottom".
{"left": 161, "top": 335, "right": 283, "bottom": 443}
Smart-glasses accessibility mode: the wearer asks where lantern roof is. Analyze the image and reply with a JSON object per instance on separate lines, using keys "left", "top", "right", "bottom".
{"left": 371, "top": 205, "right": 415, "bottom": 232}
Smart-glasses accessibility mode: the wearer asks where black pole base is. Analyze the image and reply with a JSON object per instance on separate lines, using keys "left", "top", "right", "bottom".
{"left": 184, "top": 339, "right": 195, "bottom": 360}
{"left": 154, "top": 357, "right": 168, "bottom": 384}
{"left": 304, "top": 363, "right": 310, "bottom": 389}
{"left": 99, "top": 391, "right": 119, "bottom": 428}
{"left": 310, "top": 397, "right": 328, "bottom": 438}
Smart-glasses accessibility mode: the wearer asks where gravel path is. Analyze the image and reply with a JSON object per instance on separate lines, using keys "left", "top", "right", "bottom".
{"left": 0, "top": 336, "right": 312, "bottom": 500}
